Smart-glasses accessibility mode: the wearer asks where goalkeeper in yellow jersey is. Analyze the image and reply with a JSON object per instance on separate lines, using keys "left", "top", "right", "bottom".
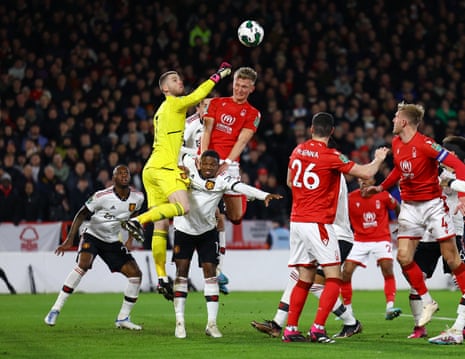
{"left": 122, "top": 62, "right": 232, "bottom": 300}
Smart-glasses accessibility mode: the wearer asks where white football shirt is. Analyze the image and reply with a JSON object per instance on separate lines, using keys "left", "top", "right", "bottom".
{"left": 174, "top": 155, "right": 270, "bottom": 235}
{"left": 84, "top": 186, "right": 145, "bottom": 243}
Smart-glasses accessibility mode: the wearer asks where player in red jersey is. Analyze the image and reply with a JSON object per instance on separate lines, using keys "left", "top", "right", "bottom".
{"left": 201, "top": 67, "right": 260, "bottom": 224}
{"left": 282, "top": 112, "right": 389, "bottom": 343}
{"left": 341, "top": 176, "right": 401, "bottom": 320}
{"left": 365, "top": 102, "right": 465, "bottom": 332}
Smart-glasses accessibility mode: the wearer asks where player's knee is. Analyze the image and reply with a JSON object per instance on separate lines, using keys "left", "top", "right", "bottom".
{"left": 396, "top": 249, "right": 411, "bottom": 265}
{"left": 229, "top": 217, "right": 242, "bottom": 225}
{"left": 227, "top": 212, "right": 243, "bottom": 225}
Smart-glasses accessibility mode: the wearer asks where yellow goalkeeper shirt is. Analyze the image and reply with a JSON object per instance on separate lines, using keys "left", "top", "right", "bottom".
{"left": 146, "top": 79, "right": 215, "bottom": 170}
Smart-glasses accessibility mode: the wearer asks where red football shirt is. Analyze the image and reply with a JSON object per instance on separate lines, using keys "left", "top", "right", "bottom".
{"left": 204, "top": 97, "right": 260, "bottom": 160}
{"left": 386, "top": 133, "right": 444, "bottom": 201}
{"left": 288, "top": 139, "right": 355, "bottom": 223}
{"left": 348, "top": 189, "right": 398, "bottom": 242}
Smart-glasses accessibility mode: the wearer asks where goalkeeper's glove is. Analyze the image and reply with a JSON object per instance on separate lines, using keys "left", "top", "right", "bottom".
{"left": 210, "top": 62, "right": 232, "bottom": 83}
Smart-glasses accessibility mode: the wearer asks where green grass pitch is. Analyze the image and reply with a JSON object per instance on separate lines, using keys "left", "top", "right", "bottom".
{"left": 1, "top": 290, "right": 463, "bottom": 358}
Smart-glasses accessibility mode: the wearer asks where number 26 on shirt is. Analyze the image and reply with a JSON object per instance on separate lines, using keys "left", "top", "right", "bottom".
{"left": 291, "top": 159, "right": 319, "bottom": 189}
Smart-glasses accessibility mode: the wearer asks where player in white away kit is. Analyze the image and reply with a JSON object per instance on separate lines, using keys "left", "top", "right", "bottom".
{"left": 172, "top": 150, "right": 282, "bottom": 339}
{"left": 251, "top": 173, "right": 363, "bottom": 339}
{"left": 182, "top": 98, "right": 230, "bottom": 295}
{"left": 44, "top": 165, "right": 145, "bottom": 329}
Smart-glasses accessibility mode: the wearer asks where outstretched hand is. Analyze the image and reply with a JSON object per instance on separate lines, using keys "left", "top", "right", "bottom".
{"left": 210, "top": 61, "right": 232, "bottom": 83}
{"left": 55, "top": 239, "right": 74, "bottom": 256}
{"left": 264, "top": 193, "right": 283, "bottom": 207}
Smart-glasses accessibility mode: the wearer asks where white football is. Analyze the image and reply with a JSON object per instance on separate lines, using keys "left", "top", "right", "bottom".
{"left": 237, "top": 20, "right": 264, "bottom": 47}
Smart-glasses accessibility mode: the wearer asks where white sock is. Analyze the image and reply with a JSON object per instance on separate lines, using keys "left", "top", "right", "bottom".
{"left": 174, "top": 277, "right": 188, "bottom": 322}
{"left": 273, "top": 269, "right": 297, "bottom": 327}
{"left": 420, "top": 292, "right": 433, "bottom": 304}
{"left": 117, "top": 277, "right": 141, "bottom": 320}
{"left": 338, "top": 307, "right": 356, "bottom": 326}
{"left": 386, "top": 301, "right": 394, "bottom": 310}
{"left": 52, "top": 266, "right": 86, "bottom": 311}
{"left": 205, "top": 277, "right": 219, "bottom": 324}
{"left": 310, "top": 283, "right": 324, "bottom": 298}
{"left": 409, "top": 288, "right": 423, "bottom": 326}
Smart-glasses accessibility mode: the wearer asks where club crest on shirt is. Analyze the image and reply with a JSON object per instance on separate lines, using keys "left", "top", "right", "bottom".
{"left": 180, "top": 172, "right": 188, "bottom": 180}
{"left": 205, "top": 180, "right": 215, "bottom": 190}
{"left": 129, "top": 203, "right": 136, "bottom": 212}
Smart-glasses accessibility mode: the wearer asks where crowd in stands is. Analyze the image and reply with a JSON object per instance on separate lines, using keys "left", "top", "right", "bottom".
{"left": 1, "top": 0, "right": 465, "bottom": 225}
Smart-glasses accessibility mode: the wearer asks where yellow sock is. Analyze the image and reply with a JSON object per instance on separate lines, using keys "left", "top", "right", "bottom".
{"left": 138, "top": 202, "right": 185, "bottom": 224}
{"left": 152, "top": 230, "right": 168, "bottom": 278}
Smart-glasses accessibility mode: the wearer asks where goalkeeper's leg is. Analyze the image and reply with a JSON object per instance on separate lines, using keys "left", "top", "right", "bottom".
{"left": 151, "top": 219, "right": 173, "bottom": 300}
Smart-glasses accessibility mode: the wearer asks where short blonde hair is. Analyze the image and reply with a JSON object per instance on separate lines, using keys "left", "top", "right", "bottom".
{"left": 234, "top": 67, "right": 258, "bottom": 84}
{"left": 158, "top": 70, "right": 178, "bottom": 91}
{"left": 397, "top": 101, "right": 425, "bottom": 126}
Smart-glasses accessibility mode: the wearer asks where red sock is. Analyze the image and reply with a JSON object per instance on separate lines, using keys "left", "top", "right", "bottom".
{"left": 453, "top": 262, "right": 465, "bottom": 294}
{"left": 314, "top": 278, "right": 341, "bottom": 327}
{"left": 340, "top": 280, "right": 352, "bottom": 305}
{"left": 402, "top": 262, "right": 428, "bottom": 296}
{"left": 384, "top": 274, "right": 396, "bottom": 303}
{"left": 287, "top": 279, "right": 312, "bottom": 327}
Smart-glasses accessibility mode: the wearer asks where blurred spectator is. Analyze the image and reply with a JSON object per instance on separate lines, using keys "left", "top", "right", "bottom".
{"left": 2, "top": 153, "right": 24, "bottom": 185}
{"left": 19, "top": 181, "right": 45, "bottom": 222}
{"left": 266, "top": 219, "right": 290, "bottom": 250}
{"left": 51, "top": 153, "right": 70, "bottom": 184}
{"left": 94, "top": 168, "right": 111, "bottom": 191}
{"left": 262, "top": 173, "right": 290, "bottom": 223}
{"left": 69, "top": 177, "right": 93, "bottom": 214}
{"left": 0, "top": 173, "right": 21, "bottom": 224}
{"left": 66, "top": 161, "right": 93, "bottom": 193}
{"left": 47, "top": 181, "right": 71, "bottom": 221}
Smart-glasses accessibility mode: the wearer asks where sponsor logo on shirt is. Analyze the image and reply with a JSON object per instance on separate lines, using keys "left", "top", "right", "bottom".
{"left": 221, "top": 113, "right": 236, "bottom": 125}
{"left": 215, "top": 123, "right": 233, "bottom": 134}
{"left": 362, "top": 211, "right": 378, "bottom": 228}
{"left": 400, "top": 160, "right": 414, "bottom": 178}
